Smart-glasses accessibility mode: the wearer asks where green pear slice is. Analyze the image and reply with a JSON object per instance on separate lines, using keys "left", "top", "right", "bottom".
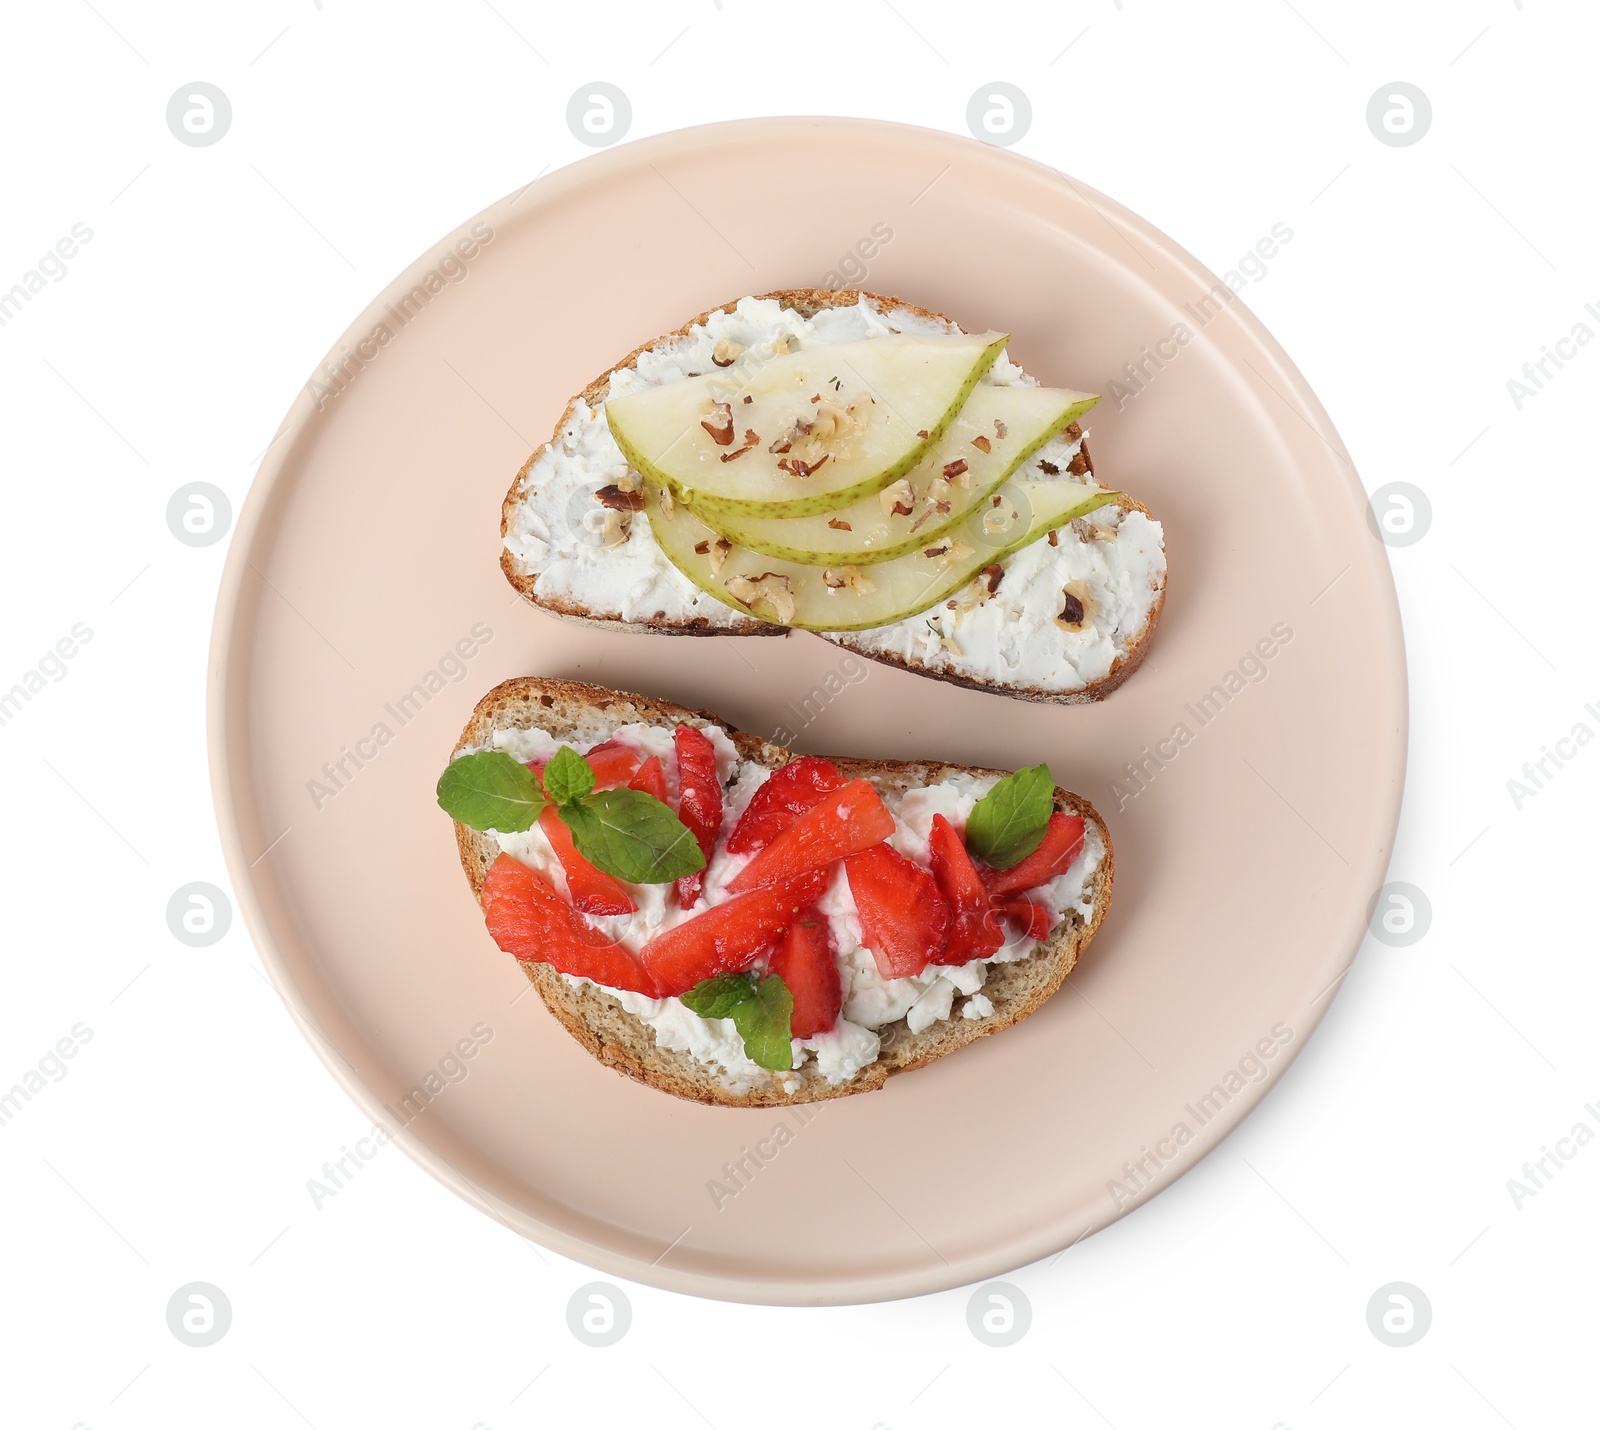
{"left": 694, "top": 384, "right": 1098, "bottom": 565}
{"left": 646, "top": 478, "right": 1120, "bottom": 632}
{"left": 606, "top": 331, "right": 1009, "bottom": 519}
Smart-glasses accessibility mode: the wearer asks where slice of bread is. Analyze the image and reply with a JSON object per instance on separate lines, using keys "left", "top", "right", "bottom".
{"left": 450, "top": 676, "right": 1115, "bottom": 1106}
{"left": 500, "top": 289, "right": 1167, "bottom": 703}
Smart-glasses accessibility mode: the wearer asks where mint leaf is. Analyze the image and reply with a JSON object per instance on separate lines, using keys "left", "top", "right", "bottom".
{"left": 436, "top": 750, "right": 548, "bottom": 832}
{"left": 681, "top": 972, "right": 757, "bottom": 1020}
{"left": 681, "top": 972, "right": 794, "bottom": 1070}
{"left": 732, "top": 975, "right": 795, "bottom": 1071}
{"left": 965, "top": 763, "right": 1054, "bottom": 869}
{"left": 560, "top": 788, "right": 706, "bottom": 884}
{"left": 542, "top": 745, "right": 595, "bottom": 805}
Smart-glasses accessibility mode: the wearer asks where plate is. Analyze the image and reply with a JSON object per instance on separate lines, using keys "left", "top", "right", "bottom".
{"left": 209, "top": 117, "right": 1404, "bottom": 1305}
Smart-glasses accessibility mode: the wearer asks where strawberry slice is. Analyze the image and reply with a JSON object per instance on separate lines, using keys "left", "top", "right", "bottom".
{"left": 982, "top": 813, "right": 1086, "bottom": 899}
{"left": 672, "top": 724, "right": 723, "bottom": 909}
{"left": 728, "top": 779, "right": 894, "bottom": 894}
{"left": 927, "top": 813, "right": 1004, "bottom": 966}
{"left": 481, "top": 853, "right": 657, "bottom": 995}
{"left": 726, "top": 756, "right": 845, "bottom": 855}
{"left": 769, "top": 905, "right": 843, "bottom": 1038}
{"left": 1000, "top": 896, "right": 1056, "bottom": 941}
{"left": 627, "top": 754, "right": 670, "bottom": 803}
{"left": 642, "top": 870, "right": 829, "bottom": 997}
{"left": 536, "top": 807, "right": 637, "bottom": 917}
{"left": 845, "top": 841, "right": 952, "bottom": 978}
{"left": 525, "top": 739, "right": 641, "bottom": 791}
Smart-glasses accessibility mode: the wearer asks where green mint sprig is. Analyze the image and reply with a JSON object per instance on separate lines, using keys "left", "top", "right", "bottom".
{"left": 964, "top": 762, "right": 1054, "bottom": 869}
{"left": 437, "top": 746, "right": 705, "bottom": 885}
{"left": 680, "top": 971, "right": 795, "bottom": 1071}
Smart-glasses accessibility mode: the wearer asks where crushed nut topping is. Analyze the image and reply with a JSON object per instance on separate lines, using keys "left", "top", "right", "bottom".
{"left": 942, "top": 459, "right": 969, "bottom": 481}
{"left": 599, "top": 509, "right": 628, "bottom": 546}
{"left": 595, "top": 484, "right": 644, "bottom": 511}
{"left": 981, "top": 564, "right": 1004, "bottom": 594}
{"left": 768, "top": 334, "right": 791, "bottom": 355}
{"left": 1071, "top": 516, "right": 1117, "bottom": 542}
{"left": 712, "top": 338, "right": 745, "bottom": 367}
{"left": 916, "top": 429, "right": 929, "bottom": 439}
{"left": 720, "top": 428, "right": 761, "bottom": 463}
{"left": 1038, "top": 460, "right": 1060, "bottom": 476}
{"left": 693, "top": 540, "right": 710, "bottom": 555}
{"left": 923, "top": 543, "right": 949, "bottom": 559}
{"left": 659, "top": 486, "right": 676, "bottom": 518}
{"left": 1068, "top": 448, "right": 1091, "bottom": 476}
{"left": 909, "top": 506, "right": 936, "bottom": 533}
{"left": 777, "top": 454, "right": 829, "bottom": 479}
{"left": 810, "top": 393, "right": 821, "bottom": 404}
{"left": 822, "top": 567, "right": 875, "bottom": 592}
{"left": 1047, "top": 528, "right": 1059, "bottom": 546}
{"left": 827, "top": 517, "right": 852, "bottom": 531}
{"left": 707, "top": 537, "right": 732, "bottom": 574}
{"left": 725, "top": 571, "right": 794, "bottom": 624}
{"left": 994, "top": 418, "right": 1008, "bottom": 439}
{"left": 879, "top": 478, "right": 915, "bottom": 517}
{"left": 742, "top": 394, "right": 753, "bottom": 404}
{"left": 701, "top": 402, "right": 735, "bottom": 446}
{"left": 1055, "top": 580, "right": 1097, "bottom": 633}
{"left": 971, "top": 435, "right": 991, "bottom": 454}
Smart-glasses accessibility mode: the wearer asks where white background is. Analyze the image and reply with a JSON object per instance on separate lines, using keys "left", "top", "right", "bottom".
{"left": 2, "top": 1, "right": 1595, "bottom": 1425}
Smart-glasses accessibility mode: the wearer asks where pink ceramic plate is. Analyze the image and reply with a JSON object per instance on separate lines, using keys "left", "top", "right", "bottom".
{"left": 209, "top": 117, "right": 1404, "bottom": 1305}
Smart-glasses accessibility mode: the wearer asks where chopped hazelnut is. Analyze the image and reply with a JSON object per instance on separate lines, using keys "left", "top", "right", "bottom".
{"left": 707, "top": 537, "right": 732, "bottom": 574}
{"left": 711, "top": 337, "right": 745, "bottom": 367}
{"left": 595, "top": 484, "right": 644, "bottom": 511}
{"left": 971, "top": 435, "right": 991, "bottom": 454}
{"left": 700, "top": 402, "right": 735, "bottom": 446}
{"left": 1055, "top": 580, "right": 1097, "bottom": 633}
{"left": 725, "top": 571, "right": 794, "bottom": 624}
{"left": 879, "top": 478, "right": 915, "bottom": 517}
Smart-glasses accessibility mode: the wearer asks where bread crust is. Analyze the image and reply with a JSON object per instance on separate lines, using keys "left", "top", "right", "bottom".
{"left": 498, "top": 289, "right": 1165, "bottom": 697}
{"left": 450, "top": 676, "right": 1113, "bottom": 1107}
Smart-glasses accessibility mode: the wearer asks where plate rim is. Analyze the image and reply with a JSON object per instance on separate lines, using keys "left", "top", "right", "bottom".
{"left": 207, "top": 114, "right": 1407, "bottom": 1305}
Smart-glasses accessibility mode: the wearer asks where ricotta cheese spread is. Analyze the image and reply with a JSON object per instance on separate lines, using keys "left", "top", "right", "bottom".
{"left": 475, "top": 723, "right": 1102, "bottom": 1093}
{"left": 502, "top": 294, "right": 1165, "bottom": 695}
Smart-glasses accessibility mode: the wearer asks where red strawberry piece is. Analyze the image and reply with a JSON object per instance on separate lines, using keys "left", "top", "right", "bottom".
{"left": 726, "top": 756, "right": 845, "bottom": 855}
{"left": 524, "top": 739, "right": 641, "bottom": 791}
{"left": 627, "top": 754, "right": 670, "bottom": 803}
{"left": 769, "top": 905, "right": 843, "bottom": 1038}
{"left": 481, "top": 853, "right": 657, "bottom": 995}
{"left": 728, "top": 779, "right": 895, "bottom": 894}
{"left": 641, "top": 870, "right": 829, "bottom": 997}
{"left": 844, "top": 841, "right": 952, "bottom": 979}
{"left": 536, "top": 807, "right": 637, "bottom": 917}
{"left": 672, "top": 723, "right": 723, "bottom": 909}
{"left": 927, "top": 813, "right": 1005, "bottom": 965}
{"left": 982, "top": 813, "right": 1086, "bottom": 899}
{"left": 999, "top": 897, "right": 1056, "bottom": 941}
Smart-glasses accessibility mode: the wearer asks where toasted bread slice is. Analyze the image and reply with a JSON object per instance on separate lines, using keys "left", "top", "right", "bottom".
{"left": 450, "top": 676, "right": 1114, "bottom": 1107}
{"left": 500, "top": 289, "right": 1166, "bottom": 703}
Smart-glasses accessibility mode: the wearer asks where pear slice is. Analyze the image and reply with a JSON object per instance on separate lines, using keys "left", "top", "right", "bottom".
{"left": 694, "top": 384, "right": 1098, "bottom": 565}
{"left": 646, "top": 478, "right": 1119, "bottom": 632}
{"left": 606, "top": 331, "right": 1009, "bottom": 519}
